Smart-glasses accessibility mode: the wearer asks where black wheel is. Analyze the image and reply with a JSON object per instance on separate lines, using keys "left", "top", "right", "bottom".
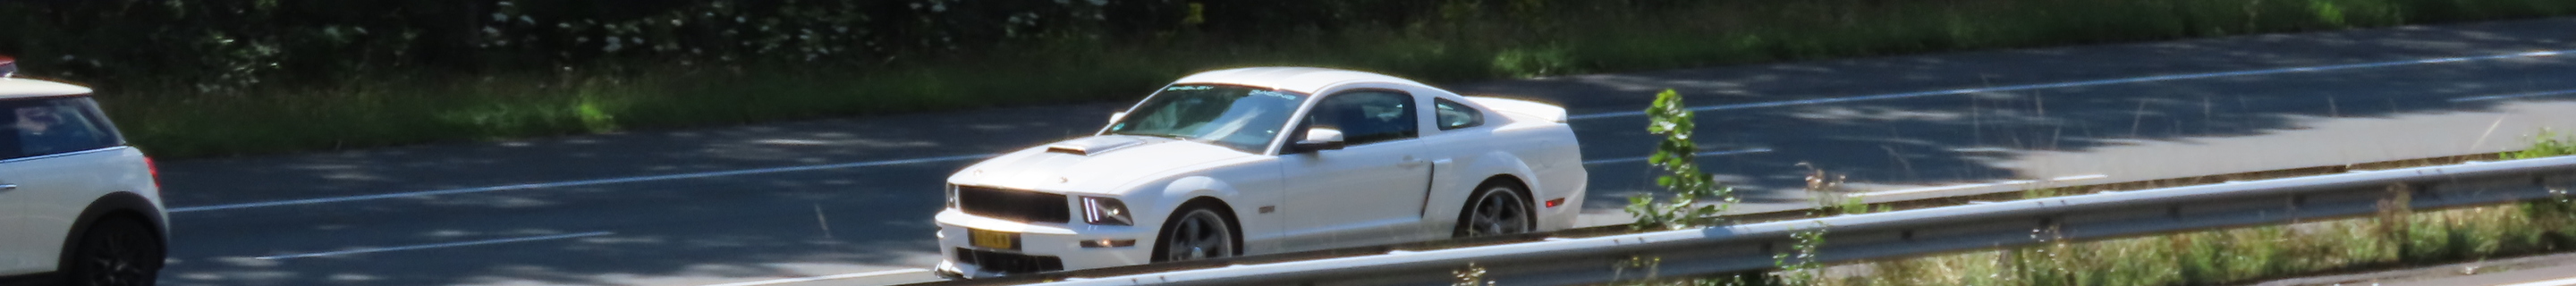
{"left": 64, "top": 216, "right": 163, "bottom": 286}
{"left": 1455, "top": 182, "right": 1533, "bottom": 238}
{"left": 1150, "top": 206, "right": 1237, "bottom": 263}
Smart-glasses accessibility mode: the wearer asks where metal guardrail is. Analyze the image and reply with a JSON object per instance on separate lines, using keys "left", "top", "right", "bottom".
{"left": 1007, "top": 156, "right": 2576, "bottom": 286}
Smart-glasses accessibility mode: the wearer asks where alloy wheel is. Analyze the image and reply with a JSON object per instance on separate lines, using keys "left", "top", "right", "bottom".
{"left": 1464, "top": 187, "right": 1530, "bottom": 237}
{"left": 1161, "top": 209, "right": 1235, "bottom": 261}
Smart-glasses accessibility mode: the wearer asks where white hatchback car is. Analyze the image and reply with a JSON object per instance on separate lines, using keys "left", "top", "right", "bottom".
{"left": 0, "top": 59, "right": 169, "bottom": 286}
{"left": 934, "top": 67, "right": 1587, "bottom": 278}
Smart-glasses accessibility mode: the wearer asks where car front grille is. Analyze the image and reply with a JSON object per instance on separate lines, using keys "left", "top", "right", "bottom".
{"left": 956, "top": 185, "right": 1072, "bottom": 223}
{"left": 956, "top": 248, "right": 1065, "bottom": 274}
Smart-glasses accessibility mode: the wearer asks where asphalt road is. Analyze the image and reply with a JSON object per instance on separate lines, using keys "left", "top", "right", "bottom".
{"left": 152, "top": 18, "right": 2576, "bottom": 286}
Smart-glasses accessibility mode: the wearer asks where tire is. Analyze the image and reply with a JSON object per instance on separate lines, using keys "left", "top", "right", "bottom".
{"left": 64, "top": 216, "right": 163, "bottom": 286}
{"left": 1149, "top": 206, "right": 1238, "bottom": 263}
{"left": 1454, "top": 181, "right": 1533, "bottom": 238}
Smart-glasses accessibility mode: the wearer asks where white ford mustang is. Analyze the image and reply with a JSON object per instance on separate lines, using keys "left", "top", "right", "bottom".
{"left": 932, "top": 67, "right": 1587, "bottom": 278}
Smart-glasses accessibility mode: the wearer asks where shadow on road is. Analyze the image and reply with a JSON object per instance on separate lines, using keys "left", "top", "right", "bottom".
{"left": 159, "top": 103, "right": 1123, "bottom": 286}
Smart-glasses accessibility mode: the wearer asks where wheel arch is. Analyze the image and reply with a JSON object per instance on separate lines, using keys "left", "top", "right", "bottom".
{"left": 1461, "top": 150, "right": 1542, "bottom": 200}
{"left": 56, "top": 191, "right": 165, "bottom": 270}
{"left": 1479, "top": 174, "right": 1536, "bottom": 205}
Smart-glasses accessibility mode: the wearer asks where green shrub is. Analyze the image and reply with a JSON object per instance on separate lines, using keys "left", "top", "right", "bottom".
{"left": 2503, "top": 130, "right": 2576, "bottom": 160}
{"left": 1828, "top": 204, "right": 2559, "bottom": 286}
{"left": 1630, "top": 88, "right": 1740, "bottom": 231}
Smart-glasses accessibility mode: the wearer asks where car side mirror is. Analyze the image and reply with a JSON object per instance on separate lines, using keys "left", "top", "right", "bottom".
{"left": 1108, "top": 112, "right": 1128, "bottom": 124}
{"left": 1291, "top": 129, "right": 1346, "bottom": 153}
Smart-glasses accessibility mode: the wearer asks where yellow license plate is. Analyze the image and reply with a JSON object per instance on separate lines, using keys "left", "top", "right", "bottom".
{"left": 969, "top": 229, "right": 1019, "bottom": 250}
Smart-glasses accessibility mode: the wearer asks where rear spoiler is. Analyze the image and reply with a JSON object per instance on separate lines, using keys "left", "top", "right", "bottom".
{"left": 1463, "top": 97, "right": 1569, "bottom": 123}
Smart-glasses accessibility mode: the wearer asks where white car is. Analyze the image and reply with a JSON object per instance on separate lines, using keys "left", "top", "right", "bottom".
{"left": 0, "top": 58, "right": 169, "bottom": 286}
{"left": 932, "top": 67, "right": 1587, "bottom": 278}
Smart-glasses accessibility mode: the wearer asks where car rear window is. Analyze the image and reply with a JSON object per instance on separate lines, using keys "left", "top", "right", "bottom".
{"left": 1434, "top": 98, "right": 1483, "bottom": 130}
{"left": 0, "top": 96, "right": 123, "bottom": 159}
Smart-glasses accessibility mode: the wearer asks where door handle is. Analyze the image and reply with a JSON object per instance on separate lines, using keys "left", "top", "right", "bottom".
{"left": 0, "top": 184, "right": 15, "bottom": 190}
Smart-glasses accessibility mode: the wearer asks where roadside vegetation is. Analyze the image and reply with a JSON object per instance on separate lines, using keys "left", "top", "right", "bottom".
{"left": 1630, "top": 88, "right": 1741, "bottom": 231}
{"left": 1822, "top": 200, "right": 2572, "bottom": 286}
{"left": 2503, "top": 130, "right": 2576, "bottom": 160}
{"left": 3, "top": 0, "right": 2568, "bottom": 157}
{"left": 1597, "top": 132, "right": 2576, "bottom": 286}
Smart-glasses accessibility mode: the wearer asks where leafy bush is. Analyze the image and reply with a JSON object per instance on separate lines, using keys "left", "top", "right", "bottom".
{"left": 1630, "top": 88, "right": 1741, "bottom": 231}
{"left": 2503, "top": 130, "right": 2576, "bottom": 160}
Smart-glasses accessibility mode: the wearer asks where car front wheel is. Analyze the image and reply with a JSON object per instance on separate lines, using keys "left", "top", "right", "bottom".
{"left": 65, "top": 216, "right": 163, "bottom": 286}
{"left": 1151, "top": 206, "right": 1236, "bottom": 262}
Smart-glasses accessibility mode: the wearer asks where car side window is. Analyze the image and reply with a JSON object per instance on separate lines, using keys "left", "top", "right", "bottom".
{"left": 1305, "top": 90, "right": 1417, "bottom": 146}
{"left": 0, "top": 97, "right": 121, "bottom": 159}
{"left": 1433, "top": 98, "right": 1483, "bottom": 130}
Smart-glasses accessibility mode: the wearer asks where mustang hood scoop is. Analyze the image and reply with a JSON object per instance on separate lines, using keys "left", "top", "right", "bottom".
{"left": 960, "top": 135, "right": 1245, "bottom": 188}
{"left": 1044, "top": 136, "right": 1152, "bottom": 156}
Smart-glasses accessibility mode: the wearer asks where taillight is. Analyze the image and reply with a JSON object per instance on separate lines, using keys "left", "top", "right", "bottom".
{"left": 143, "top": 156, "right": 160, "bottom": 188}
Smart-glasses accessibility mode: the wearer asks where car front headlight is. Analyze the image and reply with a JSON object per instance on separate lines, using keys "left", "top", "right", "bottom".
{"left": 1081, "top": 196, "right": 1132, "bottom": 226}
{"left": 945, "top": 184, "right": 960, "bottom": 210}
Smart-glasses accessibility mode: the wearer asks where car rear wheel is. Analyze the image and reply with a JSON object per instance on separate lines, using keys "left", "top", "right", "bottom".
{"left": 65, "top": 216, "right": 162, "bottom": 286}
{"left": 1456, "top": 182, "right": 1532, "bottom": 238}
{"left": 1151, "top": 207, "right": 1236, "bottom": 263}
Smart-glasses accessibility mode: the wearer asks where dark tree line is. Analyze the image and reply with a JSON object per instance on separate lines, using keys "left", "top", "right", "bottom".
{"left": 0, "top": 0, "right": 1679, "bottom": 90}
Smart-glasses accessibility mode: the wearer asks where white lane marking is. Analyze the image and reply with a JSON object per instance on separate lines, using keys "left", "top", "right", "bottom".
{"left": 1581, "top": 148, "right": 1774, "bottom": 165}
{"left": 1949, "top": 147, "right": 2016, "bottom": 153}
{"left": 2450, "top": 88, "right": 2576, "bottom": 102}
{"left": 1852, "top": 174, "right": 2110, "bottom": 198}
{"left": 168, "top": 154, "right": 998, "bottom": 213}
{"left": 253, "top": 231, "right": 614, "bottom": 260}
{"left": 2497, "top": 276, "right": 2576, "bottom": 286}
{"left": 698, "top": 269, "right": 934, "bottom": 286}
{"left": 1568, "top": 49, "right": 2576, "bottom": 120}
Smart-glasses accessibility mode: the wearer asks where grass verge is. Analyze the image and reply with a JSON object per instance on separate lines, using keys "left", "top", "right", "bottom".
{"left": 1820, "top": 199, "right": 2576, "bottom": 286}
{"left": 1630, "top": 132, "right": 2576, "bottom": 286}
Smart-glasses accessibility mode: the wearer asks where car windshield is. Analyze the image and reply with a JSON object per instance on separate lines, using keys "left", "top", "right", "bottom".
{"left": 1106, "top": 84, "right": 1306, "bottom": 153}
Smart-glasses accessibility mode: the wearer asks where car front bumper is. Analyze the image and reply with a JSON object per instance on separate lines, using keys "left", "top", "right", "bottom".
{"left": 932, "top": 208, "right": 1155, "bottom": 279}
